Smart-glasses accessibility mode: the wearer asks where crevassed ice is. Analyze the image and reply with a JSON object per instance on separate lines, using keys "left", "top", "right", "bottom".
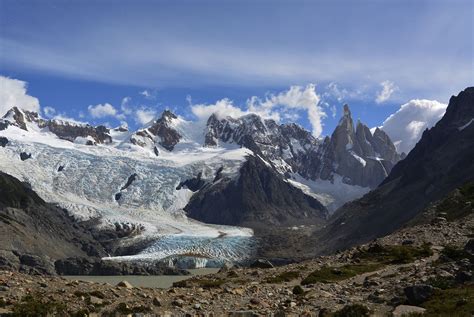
{"left": 0, "top": 129, "right": 255, "bottom": 264}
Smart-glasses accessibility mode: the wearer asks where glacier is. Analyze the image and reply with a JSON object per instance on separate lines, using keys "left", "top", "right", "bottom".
{"left": 0, "top": 124, "right": 256, "bottom": 266}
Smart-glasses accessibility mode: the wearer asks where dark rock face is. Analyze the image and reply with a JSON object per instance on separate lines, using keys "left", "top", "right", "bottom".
{"left": 464, "top": 239, "right": 474, "bottom": 256}
{"left": 0, "top": 172, "right": 108, "bottom": 273}
{"left": 121, "top": 173, "right": 138, "bottom": 191}
{"left": 20, "top": 152, "right": 31, "bottom": 161}
{"left": 185, "top": 156, "right": 328, "bottom": 227}
{"left": 404, "top": 285, "right": 434, "bottom": 305}
{"left": 0, "top": 250, "right": 20, "bottom": 271}
{"left": 327, "top": 106, "right": 401, "bottom": 187}
{"left": 130, "top": 110, "right": 182, "bottom": 151}
{"left": 19, "top": 254, "right": 56, "bottom": 275}
{"left": 54, "top": 257, "right": 189, "bottom": 276}
{"left": 204, "top": 106, "right": 400, "bottom": 189}
{"left": 0, "top": 107, "right": 112, "bottom": 144}
{"left": 312, "top": 87, "right": 474, "bottom": 254}
{"left": 0, "top": 136, "right": 8, "bottom": 147}
{"left": 176, "top": 172, "right": 206, "bottom": 192}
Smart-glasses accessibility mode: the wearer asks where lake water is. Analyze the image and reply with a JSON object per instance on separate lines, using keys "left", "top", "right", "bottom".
{"left": 63, "top": 268, "right": 220, "bottom": 288}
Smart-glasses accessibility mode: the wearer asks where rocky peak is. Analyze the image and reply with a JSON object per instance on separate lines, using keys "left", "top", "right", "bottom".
{"left": 0, "top": 107, "right": 112, "bottom": 145}
{"left": 437, "top": 87, "right": 474, "bottom": 130}
{"left": 1, "top": 107, "right": 38, "bottom": 131}
{"left": 325, "top": 104, "right": 401, "bottom": 188}
{"left": 130, "top": 110, "right": 182, "bottom": 151}
{"left": 160, "top": 109, "right": 178, "bottom": 122}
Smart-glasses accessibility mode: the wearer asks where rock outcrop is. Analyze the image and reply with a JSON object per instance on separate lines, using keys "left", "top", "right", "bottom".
{"left": 326, "top": 105, "right": 401, "bottom": 187}
{"left": 130, "top": 110, "right": 182, "bottom": 151}
{"left": 185, "top": 156, "right": 328, "bottom": 227}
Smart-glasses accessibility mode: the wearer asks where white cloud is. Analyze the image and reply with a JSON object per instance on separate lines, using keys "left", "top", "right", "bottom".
{"left": 140, "top": 89, "right": 157, "bottom": 100}
{"left": 43, "top": 106, "right": 56, "bottom": 117}
{"left": 191, "top": 84, "right": 326, "bottom": 137}
{"left": 375, "top": 80, "right": 398, "bottom": 104}
{"left": 88, "top": 103, "right": 119, "bottom": 118}
{"left": 52, "top": 114, "right": 87, "bottom": 125}
{"left": 191, "top": 98, "right": 249, "bottom": 121}
{"left": 0, "top": 75, "right": 40, "bottom": 116}
{"left": 135, "top": 108, "right": 157, "bottom": 125}
{"left": 380, "top": 99, "right": 447, "bottom": 154}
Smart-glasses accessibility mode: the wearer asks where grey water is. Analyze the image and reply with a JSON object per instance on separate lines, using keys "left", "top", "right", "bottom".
{"left": 63, "top": 268, "right": 220, "bottom": 288}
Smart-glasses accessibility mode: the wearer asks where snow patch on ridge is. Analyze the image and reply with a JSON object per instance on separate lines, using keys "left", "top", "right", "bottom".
{"left": 287, "top": 173, "right": 370, "bottom": 213}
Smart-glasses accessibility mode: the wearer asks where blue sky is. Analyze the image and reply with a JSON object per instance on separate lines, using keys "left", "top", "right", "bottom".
{"left": 0, "top": 0, "right": 472, "bottom": 136}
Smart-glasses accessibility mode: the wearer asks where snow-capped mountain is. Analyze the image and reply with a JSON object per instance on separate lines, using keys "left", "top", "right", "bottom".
{"left": 0, "top": 104, "right": 401, "bottom": 266}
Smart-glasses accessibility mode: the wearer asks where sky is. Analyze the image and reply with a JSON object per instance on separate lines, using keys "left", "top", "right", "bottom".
{"left": 0, "top": 0, "right": 472, "bottom": 151}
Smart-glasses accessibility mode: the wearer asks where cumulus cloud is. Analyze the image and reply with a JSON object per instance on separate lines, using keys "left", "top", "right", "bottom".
{"left": 375, "top": 80, "right": 398, "bottom": 104}
{"left": 87, "top": 103, "right": 118, "bottom": 118}
{"left": 0, "top": 75, "right": 40, "bottom": 116}
{"left": 380, "top": 99, "right": 447, "bottom": 154}
{"left": 191, "top": 98, "right": 249, "bottom": 120}
{"left": 191, "top": 84, "right": 326, "bottom": 137}
{"left": 135, "top": 108, "right": 157, "bottom": 125}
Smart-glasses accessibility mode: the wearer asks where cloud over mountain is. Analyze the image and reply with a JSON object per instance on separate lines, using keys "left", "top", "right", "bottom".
{"left": 191, "top": 84, "right": 326, "bottom": 137}
{"left": 381, "top": 99, "right": 447, "bottom": 154}
{"left": 0, "top": 76, "right": 40, "bottom": 116}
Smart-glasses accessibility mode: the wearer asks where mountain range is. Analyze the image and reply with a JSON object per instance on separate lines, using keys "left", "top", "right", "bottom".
{"left": 0, "top": 87, "right": 472, "bottom": 271}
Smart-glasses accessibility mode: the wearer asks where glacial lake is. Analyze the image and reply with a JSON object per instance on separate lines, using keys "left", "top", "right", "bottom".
{"left": 63, "top": 268, "right": 220, "bottom": 288}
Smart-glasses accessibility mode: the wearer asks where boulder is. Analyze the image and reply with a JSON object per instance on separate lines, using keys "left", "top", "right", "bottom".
{"left": 20, "top": 152, "right": 31, "bottom": 161}
{"left": 464, "top": 239, "right": 474, "bottom": 256}
{"left": 404, "top": 284, "right": 434, "bottom": 305}
{"left": 116, "top": 280, "right": 133, "bottom": 288}
{"left": 0, "top": 251, "right": 20, "bottom": 270}
{"left": 392, "top": 305, "right": 426, "bottom": 317}
{"left": 455, "top": 271, "right": 472, "bottom": 283}
{"left": 249, "top": 259, "right": 274, "bottom": 269}
{"left": 0, "top": 137, "right": 8, "bottom": 147}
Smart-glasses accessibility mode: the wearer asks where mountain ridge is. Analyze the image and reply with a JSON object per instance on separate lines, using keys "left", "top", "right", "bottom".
{"left": 310, "top": 87, "right": 474, "bottom": 255}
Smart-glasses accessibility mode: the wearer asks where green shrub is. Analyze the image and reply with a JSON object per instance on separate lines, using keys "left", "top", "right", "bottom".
{"left": 333, "top": 304, "right": 370, "bottom": 317}
{"left": 354, "top": 243, "right": 433, "bottom": 264}
{"left": 292, "top": 285, "right": 304, "bottom": 295}
{"left": 12, "top": 294, "right": 67, "bottom": 317}
{"left": 301, "top": 263, "right": 382, "bottom": 285}
{"left": 196, "top": 279, "right": 226, "bottom": 288}
{"left": 427, "top": 276, "right": 455, "bottom": 290}
{"left": 265, "top": 271, "right": 300, "bottom": 283}
{"left": 441, "top": 245, "right": 472, "bottom": 262}
{"left": 421, "top": 285, "right": 474, "bottom": 316}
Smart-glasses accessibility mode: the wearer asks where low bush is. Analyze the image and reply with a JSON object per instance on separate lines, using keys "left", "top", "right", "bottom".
{"left": 301, "top": 263, "right": 382, "bottom": 285}
{"left": 333, "top": 304, "right": 370, "bottom": 317}
{"left": 265, "top": 271, "right": 300, "bottom": 283}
